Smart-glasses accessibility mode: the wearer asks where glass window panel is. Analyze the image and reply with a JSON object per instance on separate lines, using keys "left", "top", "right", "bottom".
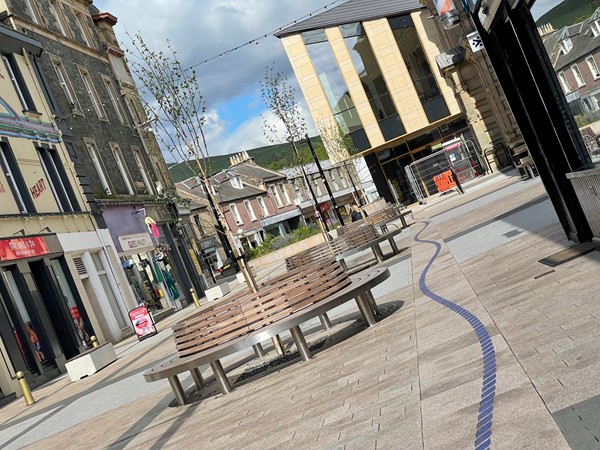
{"left": 341, "top": 22, "right": 405, "bottom": 140}
{"left": 389, "top": 15, "right": 450, "bottom": 123}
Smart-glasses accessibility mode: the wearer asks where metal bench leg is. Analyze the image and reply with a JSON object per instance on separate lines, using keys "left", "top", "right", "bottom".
{"left": 365, "top": 290, "right": 380, "bottom": 316}
{"left": 400, "top": 216, "right": 408, "bottom": 228}
{"left": 372, "top": 245, "right": 384, "bottom": 262}
{"left": 339, "top": 259, "right": 348, "bottom": 272}
{"left": 290, "top": 325, "right": 313, "bottom": 361}
{"left": 356, "top": 294, "right": 376, "bottom": 327}
{"left": 168, "top": 375, "right": 187, "bottom": 406}
{"left": 252, "top": 343, "right": 266, "bottom": 358}
{"left": 319, "top": 313, "right": 332, "bottom": 330}
{"left": 210, "top": 360, "right": 233, "bottom": 395}
{"left": 190, "top": 367, "right": 205, "bottom": 389}
{"left": 272, "top": 335, "right": 286, "bottom": 356}
{"left": 388, "top": 238, "right": 400, "bottom": 254}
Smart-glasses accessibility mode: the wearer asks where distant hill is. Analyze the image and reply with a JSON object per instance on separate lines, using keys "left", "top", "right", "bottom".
{"left": 536, "top": 0, "right": 600, "bottom": 29}
{"left": 168, "top": 136, "right": 327, "bottom": 183}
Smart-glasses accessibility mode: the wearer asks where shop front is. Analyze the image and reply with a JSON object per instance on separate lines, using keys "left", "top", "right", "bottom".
{"left": 0, "top": 235, "right": 94, "bottom": 400}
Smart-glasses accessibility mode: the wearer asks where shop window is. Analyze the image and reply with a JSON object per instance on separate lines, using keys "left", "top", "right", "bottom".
{"left": 37, "top": 146, "right": 81, "bottom": 212}
{"left": 91, "top": 252, "right": 127, "bottom": 329}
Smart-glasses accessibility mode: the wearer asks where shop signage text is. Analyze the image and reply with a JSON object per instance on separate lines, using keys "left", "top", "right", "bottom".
{"left": 0, "top": 237, "right": 49, "bottom": 261}
{"left": 118, "top": 232, "right": 154, "bottom": 251}
{"left": 128, "top": 306, "right": 157, "bottom": 341}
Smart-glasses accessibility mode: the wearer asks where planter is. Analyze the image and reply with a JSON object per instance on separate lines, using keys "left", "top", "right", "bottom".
{"left": 65, "top": 343, "right": 117, "bottom": 382}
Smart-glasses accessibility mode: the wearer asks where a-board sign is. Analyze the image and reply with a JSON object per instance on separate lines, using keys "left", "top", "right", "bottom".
{"left": 128, "top": 306, "right": 157, "bottom": 341}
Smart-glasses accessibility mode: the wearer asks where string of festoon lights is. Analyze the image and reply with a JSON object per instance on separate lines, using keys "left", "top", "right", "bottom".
{"left": 185, "top": 0, "right": 348, "bottom": 70}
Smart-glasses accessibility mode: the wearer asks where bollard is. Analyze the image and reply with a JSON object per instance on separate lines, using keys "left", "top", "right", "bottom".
{"left": 190, "top": 288, "right": 201, "bottom": 308}
{"left": 16, "top": 371, "right": 35, "bottom": 406}
{"left": 90, "top": 335, "right": 99, "bottom": 348}
{"left": 271, "top": 335, "right": 286, "bottom": 356}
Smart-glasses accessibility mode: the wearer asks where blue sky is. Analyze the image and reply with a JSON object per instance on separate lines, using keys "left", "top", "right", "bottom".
{"left": 94, "top": 0, "right": 564, "bottom": 162}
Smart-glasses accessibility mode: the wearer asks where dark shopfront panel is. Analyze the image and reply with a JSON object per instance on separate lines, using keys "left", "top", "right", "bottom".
{"left": 0, "top": 242, "right": 93, "bottom": 389}
{"left": 367, "top": 116, "right": 475, "bottom": 203}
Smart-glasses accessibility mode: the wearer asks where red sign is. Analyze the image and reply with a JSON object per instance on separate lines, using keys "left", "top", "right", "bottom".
{"left": 319, "top": 202, "right": 330, "bottom": 213}
{"left": 128, "top": 306, "right": 157, "bottom": 341}
{"left": 0, "top": 237, "right": 49, "bottom": 261}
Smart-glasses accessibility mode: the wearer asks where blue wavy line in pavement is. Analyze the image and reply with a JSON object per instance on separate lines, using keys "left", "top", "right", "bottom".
{"left": 414, "top": 220, "right": 497, "bottom": 450}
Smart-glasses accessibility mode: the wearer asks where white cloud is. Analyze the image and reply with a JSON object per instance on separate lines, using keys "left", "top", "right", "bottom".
{"left": 95, "top": 0, "right": 333, "bottom": 161}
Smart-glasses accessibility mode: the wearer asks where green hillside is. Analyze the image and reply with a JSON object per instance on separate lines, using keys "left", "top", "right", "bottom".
{"left": 536, "top": 0, "right": 600, "bottom": 28}
{"left": 169, "top": 136, "right": 327, "bottom": 183}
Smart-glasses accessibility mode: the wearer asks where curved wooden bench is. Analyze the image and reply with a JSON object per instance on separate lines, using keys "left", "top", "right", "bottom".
{"left": 143, "top": 266, "right": 390, "bottom": 406}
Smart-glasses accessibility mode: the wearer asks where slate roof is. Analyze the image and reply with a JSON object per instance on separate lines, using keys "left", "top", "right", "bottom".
{"left": 274, "top": 0, "right": 424, "bottom": 38}
{"left": 176, "top": 175, "right": 266, "bottom": 204}
{"left": 232, "top": 162, "right": 285, "bottom": 182}
{"left": 281, "top": 160, "right": 335, "bottom": 178}
{"left": 543, "top": 9, "right": 600, "bottom": 71}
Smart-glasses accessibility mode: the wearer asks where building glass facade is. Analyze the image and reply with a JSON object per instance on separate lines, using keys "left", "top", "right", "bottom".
{"left": 389, "top": 15, "right": 450, "bottom": 123}
{"left": 340, "top": 22, "right": 406, "bottom": 141}
{"left": 302, "top": 29, "right": 370, "bottom": 152}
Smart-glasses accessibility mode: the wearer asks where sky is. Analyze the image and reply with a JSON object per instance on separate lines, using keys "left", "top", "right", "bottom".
{"left": 93, "top": 0, "right": 563, "bottom": 163}
{"left": 93, "top": 0, "right": 341, "bottom": 162}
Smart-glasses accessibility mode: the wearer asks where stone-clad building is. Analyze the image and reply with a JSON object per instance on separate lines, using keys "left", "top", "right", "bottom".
{"left": 0, "top": 0, "right": 204, "bottom": 402}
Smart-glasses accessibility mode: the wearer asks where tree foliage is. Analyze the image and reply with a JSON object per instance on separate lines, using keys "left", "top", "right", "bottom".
{"left": 125, "top": 33, "right": 212, "bottom": 178}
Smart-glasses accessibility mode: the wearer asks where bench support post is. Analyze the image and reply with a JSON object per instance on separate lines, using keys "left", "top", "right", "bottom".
{"left": 210, "top": 360, "right": 233, "bottom": 395}
{"left": 290, "top": 325, "right": 313, "bottom": 361}
{"left": 364, "top": 290, "right": 381, "bottom": 316}
{"left": 388, "top": 237, "right": 400, "bottom": 255}
{"left": 190, "top": 367, "right": 205, "bottom": 389}
{"left": 252, "top": 343, "right": 266, "bottom": 358}
{"left": 168, "top": 375, "right": 187, "bottom": 406}
{"left": 356, "top": 294, "right": 377, "bottom": 327}
{"left": 371, "top": 245, "right": 384, "bottom": 263}
{"left": 319, "top": 313, "right": 332, "bottom": 331}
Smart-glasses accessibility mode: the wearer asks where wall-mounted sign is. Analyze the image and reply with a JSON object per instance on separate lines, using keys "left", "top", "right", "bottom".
{"left": 128, "top": 306, "right": 157, "bottom": 341}
{"left": 0, "top": 237, "right": 49, "bottom": 261}
{"left": 118, "top": 232, "right": 154, "bottom": 252}
{"left": 199, "top": 237, "right": 216, "bottom": 251}
{"left": 467, "top": 31, "right": 484, "bottom": 53}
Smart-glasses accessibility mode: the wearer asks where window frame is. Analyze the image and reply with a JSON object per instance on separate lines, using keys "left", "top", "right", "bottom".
{"left": 110, "top": 143, "right": 134, "bottom": 195}
{"left": 85, "top": 140, "right": 112, "bottom": 195}
{"left": 0, "top": 141, "right": 35, "bottom": 213}
{"left": 79, "top": 68, "right": 107, "bottom": 120}
{"left": 2, "top": 54, "right": 36, "bottom": 112}
{"left": 270, "top": 185, "right": 283, "bottom": 208}
{"left": 132, "top": 147, "right": 154, "bottom": 195}
{"left": 244, "top": 199, "right": 257, "bottom": 221}
{"left": 36, "top": 145, "right": 80, "bottom": 212}
{"left": 230, "top": 203, "right": 243, "bottom": 225}
{"left": 102, "top": 76, "right": 127, "bottom": 125}
{"left": 280, "top": 184, "right": 292, "bottom": 205}
{"left": 49, "top": 0, "right": 68, "bottom": 36}
{"left": 586, "top": 56, "right": 600, "bottom": 80}
{"left": 257, "top": 196, "right": 269, "bottom": 217}
{"left": 74, "top": 11, "right": 93, "bottom": 47}
{"left": 571, "top": 64, "right": 585, "bottom": 87}
{"left": 50, "top": 57, "right": 80, "bottom": 112}
{"left": 24, "top": 0, "right": 41, "bottom": 24}
{"left": 558, "top": 71, "right": 571, "bottom": 93}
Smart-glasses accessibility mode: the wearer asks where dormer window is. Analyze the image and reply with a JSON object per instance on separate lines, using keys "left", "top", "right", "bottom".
{"left": 560, "top": 38, "right": 573, "bottom": 55}
{"left": 230, "top": 176, "right": 243, "bottom": 189}
{"left": 592, "top": 20, "right": 600, "bottom": 38}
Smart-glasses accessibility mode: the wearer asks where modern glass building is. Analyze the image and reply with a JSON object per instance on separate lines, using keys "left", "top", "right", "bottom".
{"left": 276, "top": 0, "right": 482, "bottom": 203}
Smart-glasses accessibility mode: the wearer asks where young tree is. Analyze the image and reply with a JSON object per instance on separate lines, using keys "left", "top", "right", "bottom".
{"left": 319, "top": 119, "right": 366, "bottom": 206}
{"left": 260, "top": 64, "right": 331, "bottom": 234}
{"left": 125, "top": 33, "right": 258, "bottom": 291}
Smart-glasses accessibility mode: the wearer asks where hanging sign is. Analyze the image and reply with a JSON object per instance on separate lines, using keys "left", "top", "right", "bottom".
{"left": 128, "top": 306, "right": 157, "bottom": 341}
{"left": 0, "top": 237, "right": 49, "bottom": 261}
{"left": 467, "top": 31, "right": 484, "bottom": 53}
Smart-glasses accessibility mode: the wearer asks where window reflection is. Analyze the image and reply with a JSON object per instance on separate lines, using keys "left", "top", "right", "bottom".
{"left": 302, "top": 30, "right": 370, "bottom": 153}
{"left": 340, "top": 23, "right": 406, "bottom": 141}
{"left": 389, "top": 15, "right": 450, "bottom": 122}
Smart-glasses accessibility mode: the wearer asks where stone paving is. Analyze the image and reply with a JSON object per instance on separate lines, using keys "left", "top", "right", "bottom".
{"left": 1, "top": 170, "right": 600, "bottom": 448}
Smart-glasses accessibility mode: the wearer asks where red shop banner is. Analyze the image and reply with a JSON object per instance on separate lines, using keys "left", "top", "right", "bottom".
{"left": 0, "top": 237, "right": 49, "bottom": 261}
{"left": 128, "top": 306, "right": 157, "bottom": 341}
